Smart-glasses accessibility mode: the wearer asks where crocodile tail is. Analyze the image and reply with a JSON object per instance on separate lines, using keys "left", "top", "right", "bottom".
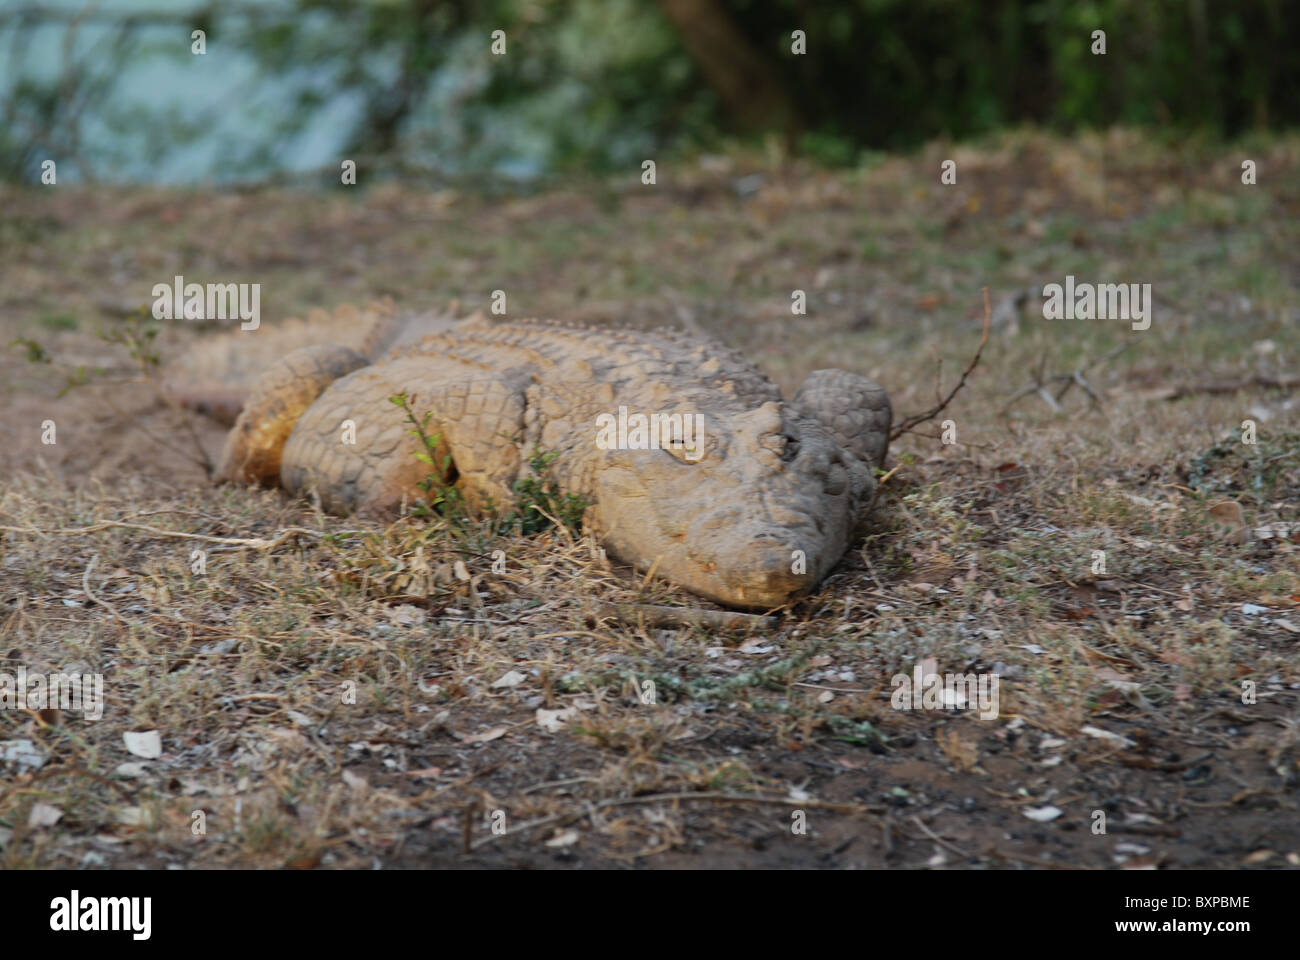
{"left": 214, "top": 344, "right": 371, "bottom": 486}
{"left": 162, "top": 298, "right": 403, "bottom": 426}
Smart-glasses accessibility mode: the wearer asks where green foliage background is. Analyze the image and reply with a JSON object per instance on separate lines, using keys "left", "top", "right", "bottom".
{"left": 0, "top": 0, "right": 1295, "bottom": 183}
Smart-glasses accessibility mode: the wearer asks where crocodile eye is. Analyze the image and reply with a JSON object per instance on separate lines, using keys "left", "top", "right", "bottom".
{"left": 663, "top": 437, "right": 707, "bottom": 463}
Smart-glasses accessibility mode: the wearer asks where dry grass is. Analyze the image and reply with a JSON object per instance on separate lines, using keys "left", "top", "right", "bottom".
{"left": 1, "top": 128, "right": 1298, "bottom": 869}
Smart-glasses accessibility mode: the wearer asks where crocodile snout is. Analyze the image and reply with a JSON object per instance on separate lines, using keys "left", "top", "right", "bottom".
{"left": 683, "top": 518, "right": 839, "bottom": 609}
{"left": 713, "top": 539, "right": 820, "bottom": 609}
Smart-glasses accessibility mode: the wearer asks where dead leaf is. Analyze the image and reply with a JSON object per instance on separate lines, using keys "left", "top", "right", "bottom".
{"left": 1207, "top": 500, "right": 1248, "bottom": 544}
{"left": 491, "top": 670, "right": 527, "bottom": 689}
{"left": 123, "top": 730, "right": 162, "bottom": 759}
{"left": 536, "top": 708, "right": 577, "bottom": 733}
{"left": 1080, "top": 725, "right": 1136, "bottom": 748}
{"left": 463, "top": 725, "right": 508, "bottom": 743}
{"left": 116, "top": 807, "right": 155, "bottom": 827}
{"left": 27, "top": 802, "right": 63, "bottom": 827}
{"left": 265, "top": 727, "right": 308, "bottom": 752}
{"left": 937, "top": 727, "right": 981, "bottom": 773}
{"left": 0, "top": 739, "right": 47, "bottom": 772}
{"left": 1120, "top": 855, "right": 1160, "bottom": 870}
{"left": 387, "top": 604, "right": 426, "bottom": 627}
{"left": 545, "top": 829, "right": 580, "bottom": 848}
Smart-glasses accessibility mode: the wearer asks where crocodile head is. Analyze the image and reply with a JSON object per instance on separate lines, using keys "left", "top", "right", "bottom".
{"left": 590, "top": 400, "right": 875, "bottom": 610}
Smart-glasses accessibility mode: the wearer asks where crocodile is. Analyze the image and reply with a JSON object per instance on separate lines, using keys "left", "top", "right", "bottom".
{"left": 167, "top": 301, "right": 891, "bottom": 609}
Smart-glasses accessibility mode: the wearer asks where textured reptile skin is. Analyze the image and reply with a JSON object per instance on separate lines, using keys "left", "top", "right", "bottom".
{"left": 174, "top": 306, "right": 892, "bottom": 609}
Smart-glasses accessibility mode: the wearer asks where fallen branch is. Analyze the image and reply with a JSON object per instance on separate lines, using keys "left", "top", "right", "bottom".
{"left": 1002, "top": 339, "right": 1133, "bottom": 413}
{"left": 890, "top": 286, "right": 991, "bottom": 440}
{"left": 589, "top": 600, "right": 777, "bottom": 633}
{"left": 1157, "top": 372, "right": 1300, "bottom": 401}
{"left": 0, "top": 520, "right": 323, "bottom": 550}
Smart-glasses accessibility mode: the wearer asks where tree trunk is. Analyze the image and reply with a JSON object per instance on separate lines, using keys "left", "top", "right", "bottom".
{"left": 657, "top": 0, "right": 795, "bottom": 135}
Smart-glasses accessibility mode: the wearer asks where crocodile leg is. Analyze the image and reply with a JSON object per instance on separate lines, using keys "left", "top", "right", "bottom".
{"left": 280, "top": 353, "right": 530, "bottom": 518}
{"left": 793, "top": 369, "right": 892, "bottom": 469}
{"left": 215, "top": 344, "right": 371, "bottom": 486}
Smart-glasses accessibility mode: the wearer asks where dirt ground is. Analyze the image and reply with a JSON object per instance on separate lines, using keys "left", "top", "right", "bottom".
{"left": 1, "top": 129, "right": 1298, "bottom": 869}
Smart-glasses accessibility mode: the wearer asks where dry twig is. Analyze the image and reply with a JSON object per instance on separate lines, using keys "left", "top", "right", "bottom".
{"left": 890, "top": 287, "right": 991, "bottom": 440}
{"left": 1156, "top": 372, "right": 1300, "bottom": 400}
{"left": 0, "top": 519, "right": 323, "bottom": 550}
{"left": 1002, "top": 339, "right": 1133, "bottom": 413}
{"left": 81, "top": 554, "right": 123, "bottom": 623}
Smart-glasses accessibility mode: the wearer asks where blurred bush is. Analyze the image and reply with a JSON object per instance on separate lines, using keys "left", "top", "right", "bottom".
{"left": 1, "top": 0, "right": 1295, "bottom": 183}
